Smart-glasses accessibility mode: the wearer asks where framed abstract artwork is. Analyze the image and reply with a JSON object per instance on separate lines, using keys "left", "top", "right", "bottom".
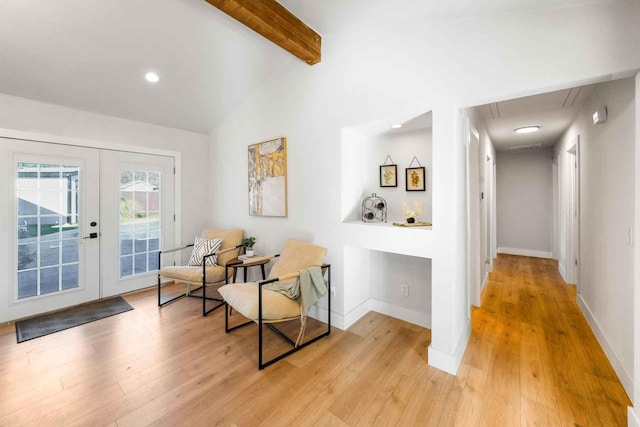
{"left": 406, "top": 166, "right": 426, "bottom": 191}
{"left": 248, "top": 137, "right": 288, "bottom": 217}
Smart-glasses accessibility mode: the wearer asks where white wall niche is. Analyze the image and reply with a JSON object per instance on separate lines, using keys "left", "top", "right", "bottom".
{"left": 341, "top": 111, "right": 434, "bottom": 258}
{"left": 343, "top": 246, "right": 432, "bottom": 329}
{"left": 341, "top": 111, "right": 433, "bottom": 225}
{"left": 340, "top": 112, "right": 434, "bottom": 329}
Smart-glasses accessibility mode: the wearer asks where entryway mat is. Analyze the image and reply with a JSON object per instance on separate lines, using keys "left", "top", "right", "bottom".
{"left": 15, "top": 296, "right": 134, "bottom": 343}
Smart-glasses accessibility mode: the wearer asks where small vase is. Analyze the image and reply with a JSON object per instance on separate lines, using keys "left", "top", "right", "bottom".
{"left": 407, "top": 217, "right": 415, "bottom": 224}
{"left": 246, "top": 249, "right": 255, "bottom": 257}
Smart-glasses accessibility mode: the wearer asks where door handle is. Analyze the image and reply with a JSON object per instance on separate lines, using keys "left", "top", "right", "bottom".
{"left": 83, "top": 232, "right": 99, "bottom": 239}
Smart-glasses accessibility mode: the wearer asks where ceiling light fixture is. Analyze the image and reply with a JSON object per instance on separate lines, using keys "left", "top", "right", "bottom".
{"left": 515, "top": 126, "right": 540, "bottom": 134}
{"left": 145, "top": 72, "right": 160, "bottom": 83}
{"left": 390, "top": 124, "right": 403, "bottom": 129}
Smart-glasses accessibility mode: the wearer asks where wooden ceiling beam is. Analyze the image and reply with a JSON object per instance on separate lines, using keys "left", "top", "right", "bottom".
{"left": 204, "top": 0, "right": 321, "bottom": 65}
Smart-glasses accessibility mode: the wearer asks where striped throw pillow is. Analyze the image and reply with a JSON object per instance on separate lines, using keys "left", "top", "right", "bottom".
{"left": 188, "top": 236, "right": 223, "bottom": 266}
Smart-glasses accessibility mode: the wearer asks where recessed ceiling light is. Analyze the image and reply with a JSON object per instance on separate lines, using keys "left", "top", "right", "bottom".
{"left": 515, "top": 126, "right": 539, "bottom": 134}
{"left": 390, "top": 124, "right": 403, "bottom": 129}
{"left": 145, "top": 72, "right": 160, "bottom": 83}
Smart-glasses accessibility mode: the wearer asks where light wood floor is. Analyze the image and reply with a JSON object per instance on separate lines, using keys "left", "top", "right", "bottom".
{"left": 0, "top": 255, "right": 631, "bottom": 426}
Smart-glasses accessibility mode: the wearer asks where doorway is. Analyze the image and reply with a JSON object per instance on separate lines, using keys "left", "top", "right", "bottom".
{"left": 467, "top": 124, "right": 482, "bottom": 307}
{"left": 0, "top": 138, "right": 175, "bottom": 322}
{"left": 566, "top": 137, "right": 580, "bottom": 287}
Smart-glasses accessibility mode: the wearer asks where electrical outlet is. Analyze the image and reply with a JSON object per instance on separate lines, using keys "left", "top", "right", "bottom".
{"left": 330, "top": 286, "right": 336, "bottom": 298}
{"left": 628, "top": 227, "right": 633, "bottom": 246}
{"left": 401, "top": 284, "right": 409, "bottom": 297}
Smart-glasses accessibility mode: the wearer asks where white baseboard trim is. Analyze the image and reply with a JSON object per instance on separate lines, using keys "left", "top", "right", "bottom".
{"left": 558, "top": 262, "right": 568, "bottom": 283}
{"left": 428, "top": 319, "right": 471, "bottom": 375}
{"left": 482, "top": 272, "right": 489, "bottom": 291}
{"left": 320, "top": 298, "right": 432, "bottom": 331}
{"left": 306, "top": 305, "right": 334, "bottom": 327}
{"left": 370, "top": 299, "right": 430, "bottom": 328}
{"left": 497, "top": 247, "right": 553, "bottom": 259}
{"left": 577, "top": 294, "right": 634, "bottom": 399}
{"left": 342, "top": 299, "right": 374, "bottom": 330}
{"left": 629, "top": 407, "right": 640, "bottom": 427}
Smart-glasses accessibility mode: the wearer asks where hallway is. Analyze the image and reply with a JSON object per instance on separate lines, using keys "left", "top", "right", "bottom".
{"left": 461, "top": 254, "right": 631, "bottom": 426}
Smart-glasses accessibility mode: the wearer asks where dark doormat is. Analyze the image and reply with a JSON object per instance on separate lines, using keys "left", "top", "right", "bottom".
{"left": 15, "top": 296, "right": 134, "bottom": 343}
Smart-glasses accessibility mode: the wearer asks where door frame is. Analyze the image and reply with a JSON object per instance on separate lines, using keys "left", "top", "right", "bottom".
{"left": 0, "top": 141, "right": 103, "bottom": 321}
{"left": 566, "top": 136, "right": 580, "bottom": 288}
{"left": 0, "top": 128, "right": 182, "bottom": 296}
{"left": 100, "top": 151, "right": 176, "bottom": 297}
{"left": 466, "top": 119, "right": 482, "bottom": 308}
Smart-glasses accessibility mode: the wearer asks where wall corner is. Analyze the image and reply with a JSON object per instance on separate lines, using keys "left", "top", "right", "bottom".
{"left": 428, "top": 318, "right": 470, "bottom": 375}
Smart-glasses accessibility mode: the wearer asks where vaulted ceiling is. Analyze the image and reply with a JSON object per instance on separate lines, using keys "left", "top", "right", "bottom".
{"left": 0, "top": 0, "right": 623, "bottom": 134}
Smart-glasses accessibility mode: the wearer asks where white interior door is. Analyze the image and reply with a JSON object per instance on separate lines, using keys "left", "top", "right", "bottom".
{"left": 0, "top": 138, "right": 100, "bottom": 322}
{"left": 100, "top": 151, "right": 175, "bottom": 297}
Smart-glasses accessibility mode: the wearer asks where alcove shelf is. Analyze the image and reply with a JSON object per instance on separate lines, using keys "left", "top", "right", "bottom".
{"left": 342, "top": 221, "right": 434, "bottom": 259}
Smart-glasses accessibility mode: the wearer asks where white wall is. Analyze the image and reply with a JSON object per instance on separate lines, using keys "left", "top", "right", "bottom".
{"left": 208, "top": 1, "right": 640, "bottom": 374}
{"left": 632, "top": 71, "right": 640, "bottom": 427}
{"left": 496, "top": 148, "right": 554, "bottom": 257}
{"left": 0, "top": 93, "right": 211, "bottom": 249}
{"left": 341, "top": 129, "right": 371, "bottom": 227}
{"left": 556, "top": 77, "right": 635, "bottom": 398}
{"left": 370, "top": 251, "right": 431, "bottom": 326}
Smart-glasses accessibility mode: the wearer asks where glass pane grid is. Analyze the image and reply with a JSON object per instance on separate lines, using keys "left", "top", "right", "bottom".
{"left": 16, "top": 162, "right": 80, "bottom": 300}
{"left": 120, "top": 169, "right": 162, "bottom": 278}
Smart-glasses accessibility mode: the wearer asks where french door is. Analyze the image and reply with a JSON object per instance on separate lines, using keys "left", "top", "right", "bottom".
{"left": 0, "top": 138, "right": 175, "bottom": 322}
{"left": 100, "top": 150, "right": 174, "bottom": 297}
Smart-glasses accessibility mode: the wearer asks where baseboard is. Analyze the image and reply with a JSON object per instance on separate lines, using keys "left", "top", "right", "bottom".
{"left": 558, "top": 262, "right": 568, "bottom": 283}
{"left": 629, "top": 407, "right": 640, "bottom": 427}
{"left": 482, "top": 272, "right": 489, "bottom": 291}
{"left": 497, "top": 247, "right": 553, "bottom": 259}
{"left": 428, "top": 318, "right": 471, "bottom": 375}
{"left": 336, "top": 298, "right": 372, "bottom": 330}
{"left": 577, "top": 294, "right": 634, "bottom": 399}
{"left": 370, "top": 299, "right": 431, "bottom": 328}
{"left": 319, "top": 298, "right": 432, "bottom": 331}
{"left": 306, "top": 304, "right": 338, "bottom": 328}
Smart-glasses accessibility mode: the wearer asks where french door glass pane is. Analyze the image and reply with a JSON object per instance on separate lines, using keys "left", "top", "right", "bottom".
{"left": 120, "top": 169, "right": 161, "bottom": 278}
{"left": 16, "top": 163, "right": 80, "bottom": 300}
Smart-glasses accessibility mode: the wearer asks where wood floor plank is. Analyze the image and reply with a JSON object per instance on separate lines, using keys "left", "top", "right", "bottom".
{"left": 451, "top": 363, "right": 488, "bottom": 427}
{"left": 0, "top": 254, "right": 631, "bottom": 426}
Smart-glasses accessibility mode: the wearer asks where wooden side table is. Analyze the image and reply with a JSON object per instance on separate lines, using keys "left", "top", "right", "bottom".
{"left": 228, "top": 256, "right": 270, "bottom": 283}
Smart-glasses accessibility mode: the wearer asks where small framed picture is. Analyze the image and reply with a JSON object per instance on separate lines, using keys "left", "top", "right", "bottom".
{"left": 380, "top": 164, "right": 398, "bottom": 187}
{"left": 406, "top": 167, "right": 426, "bottom": 191}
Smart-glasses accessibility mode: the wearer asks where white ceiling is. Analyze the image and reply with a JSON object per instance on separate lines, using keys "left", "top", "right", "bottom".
{"left": 347, "top": 111, "right": 432, "bottom": 137}
{"left": 0, "top": 0, "right": 621, "bottom": 134}
{"left": 0, "top": 0, "right": 293, "bottom": 134}
{"left": 278, "top": 0, "right": 619, "bottom": 35}
{"left": 472, "top": 86, "right": 594, "bottom": 151}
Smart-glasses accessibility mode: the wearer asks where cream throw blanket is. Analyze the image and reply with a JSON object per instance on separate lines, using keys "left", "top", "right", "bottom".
{"left": 264, "top": 266, "right": 327, "bottom": 314}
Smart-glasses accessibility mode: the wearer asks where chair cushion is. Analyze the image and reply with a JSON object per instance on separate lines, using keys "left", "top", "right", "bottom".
{"left": 268, "top": 240, "right": 327, "bottom": 280}
{"left": 201, "top": 228, "right": 244, "bottom": 266}
{"left": 188, "top": 236, "right": 223, "bottom": 266}
{"left": 218, "top": 283, "right": 301, "bottom": 321}
{"left": 159, "top": 265, "right": 230, "bottom": 284}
